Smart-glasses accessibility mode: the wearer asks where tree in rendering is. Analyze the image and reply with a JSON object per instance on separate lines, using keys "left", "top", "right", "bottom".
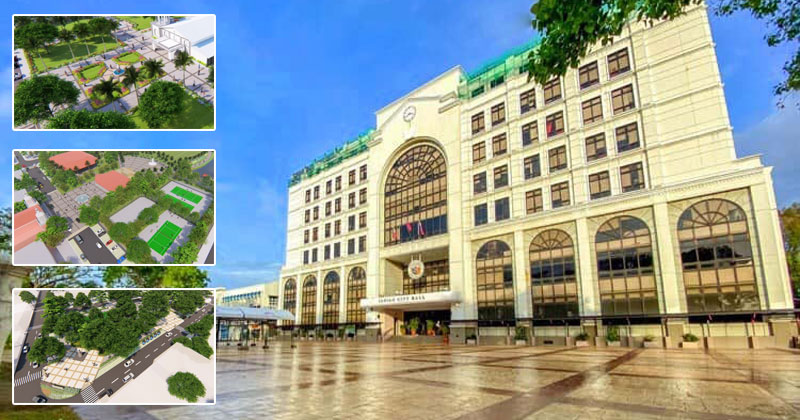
{"left": 89, "top": 17, "right": 113, "bottom": 57}
{"left": 93, "top": 79, "right": 122, "bottom": 112}
{"left": 172, "top": 242, "right": 199, "bottom": 264}
{"left": 27, "top": 336, "right": 66, "bottom": 365}
{"left": 173, "top": 49, "right": 192, "bottom": 86}
{"left": 88, "top": 290, "right": 107, "bottom": 304}
{"left": 142, "top": 58, "right": 165, "bottom": 79}
{"left": 19, "top": 291, "right": 37, "bottom": 304}
{"left": 137, "top": 80, "right": 186, "bottom": 128}
{"left": 46, "top": 109, "right": 136, "bottom": 129}
{"left": 14, "top": 201, "right": 27, "bottom": 213}
{"left": 167, "top": 372, "right": 206, "bottom": 403}
{"left": 526, "top": 0, "right": 800, "bottom": 107}
{"left": 58, "top": 28, "right": 77, "bottom": 64}
{"left": 14, "top": 21, "right": 59, "bottom": 72}
{"left": 74, "top": 292, "right": 91, "bottom": 310}
{"left": 14, "top": 75, "right": 80, "bottom": 128}
{"left": 79, "top": 204, "right": 100, "bottom": 226}
{"left": 127, "top": 239, "right": 156, "bottom": 264}
{"left": 109, "top": 222, "right": 132, "bottom": 244}
{"left": 207, "top": 66, "right": 214, "bottom": 85}
{"left": 137, "top": 207, "right": 158, "bottom": 225}
{"left": 122, "top": 66, "right": 143, "bottom": 104}
{"left": 37, "top": 215, "right": 70, "bottom": 247}
{"left": 73, "top": 22, "right": 92, "bottom": 56}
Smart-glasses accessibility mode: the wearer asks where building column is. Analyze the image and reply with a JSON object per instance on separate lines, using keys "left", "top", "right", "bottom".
{"left": 315, "top": 269, "right": 323, "bottom": 326}
{"left": 575, "top": 218, "right": 599, "bottom": 316}
{"left": 339, "top": 265, "right": 347, "bottom": 324}
{"left": 653, "top": 201, "right": 684, "bottom": 314}
{"left": 750, "top": 177, "right": 794, "bottom": 310}
{"left": 513, "top": 230, "right": 531, "bottom": 319}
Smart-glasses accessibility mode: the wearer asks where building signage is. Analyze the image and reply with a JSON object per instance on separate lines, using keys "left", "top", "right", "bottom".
{"left": 360, "top": 290, "right": 459, "bottom": 309}
{"left": 407, "top": 259, "right": 424, "bottom": 280}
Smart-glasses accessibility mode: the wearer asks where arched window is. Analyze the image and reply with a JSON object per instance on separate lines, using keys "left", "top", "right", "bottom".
{"left": 384, "top": 144, "right": 447, "bottom": 245}
{"left": 529, "top": 230, "right": 578, "bottom": 318}
{"left": 346, "top": 267, "right": 366, "bottom": 323}
{"left": 678, "top": 199, "right": 758, "bottom": 312}
{"left": 322, "top": 271, "right": 340, "bottom": 325}
{"left": 476, "top": 240, "right": 515, "bottom": 322}
{"left": 283, "top": 278, "right": 296, "bottom": 325}
{"left": 596, "top": 216, "right": 658, "bottom": 315}
{"left": 301, "top": 276, "right": 317, "bottom": 325}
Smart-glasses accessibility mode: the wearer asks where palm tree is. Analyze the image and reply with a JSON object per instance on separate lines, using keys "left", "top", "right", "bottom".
{"left": 73, "top": 23, "right": 91, "bottom": 56}
{"left": 173, "top": 49, "right": 191, "bottom": 86}
{"left": 142, "top": 59, "right": 164, "bottom": 79}
{"left": 89, "top": 18, "right": 111, "bottom": 57}
{"left": 106, "top": 19, "right": 120, "bottom": 44}
{"left": 59, "top": 28, "right": 77, "bottom": 63}
{"left": 122, "top": 66, "right": 142, "bottom": 103}
{"left": 94, "top": 79, "right": 121, "bottom": 112}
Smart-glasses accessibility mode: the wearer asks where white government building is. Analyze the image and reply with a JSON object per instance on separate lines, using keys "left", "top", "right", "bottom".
{"left": 276, "top": 5, "right": 796, "bottom": 348}
{"left": 151, "top": 15, "right": 215, "bottom": 66}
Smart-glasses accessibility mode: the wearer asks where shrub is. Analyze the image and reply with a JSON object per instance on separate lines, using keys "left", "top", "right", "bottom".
{"left": 643, "top": 334, "right": 656, "bottom": 342}
{"left": 575, "top": 332, "right": 590, "bottom": 341}
{"left": 606, "top": 326, "right": 620, "bottom": 342}
{"left": 514, "top": 326, "right": 527, "bottom": 340}
{"left": 682, "top": 333, "right": 699, "bottom": 342}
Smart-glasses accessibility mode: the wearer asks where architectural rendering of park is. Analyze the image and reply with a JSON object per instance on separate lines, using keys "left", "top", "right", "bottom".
{"left": 13, "top": 15, "right": 214, "bottom": 130}
{"left": 13, "top": 150, "right": 215, "bottom": 265}
{"left": 12, "top": 289, "right": 215, "bottom": 404}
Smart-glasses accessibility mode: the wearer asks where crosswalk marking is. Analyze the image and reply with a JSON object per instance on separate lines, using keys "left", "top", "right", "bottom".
{"left": 81, "top": 384, "right": 99, "bottom": 403}
{"left": 14, "top": 370, "right": 42, "bottom": 386}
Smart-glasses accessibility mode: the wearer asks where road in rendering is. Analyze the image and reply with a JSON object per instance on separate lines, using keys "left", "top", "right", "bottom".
{"left": 14, "top": 298, "right": 215, "bottom": 404}
{"left": 12, "top": 291, "right": 48, "bottom": 403}
{"left": 73, "top": 227, "right": 118, "bottom": 264}
{"left": 13, "top": 151, "right": 38, "bottom": 168}
{"left": 27, "top": 167, "right": 56, "bottom": 194}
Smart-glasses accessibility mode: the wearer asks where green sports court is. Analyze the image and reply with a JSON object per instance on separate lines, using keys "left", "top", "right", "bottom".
{"left": 171, "top": 186, "right": 203, "bottom": 204}
{"left": 147, "top": 221, "right": 183, "bottom": 256}
{"left": 167, "top": 195, "right": 195, "bottom": 211}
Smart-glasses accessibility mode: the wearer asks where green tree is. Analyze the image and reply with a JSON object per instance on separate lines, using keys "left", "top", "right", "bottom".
{"left": 781, "top": 203, "right": 800, "bottom": 297}
{"left": 122, "top": 65, "right": 143, "bottom": 104}
{"left": 79, "top": 205, "right": 100, "bottom": 225}
{"left": 127, "top": 238, "right": 155, "bottom": 264}
{"left": 137, "top": 80, "right": 186, "bottom": 128}
{"left": 102, "top": 266, "right": 209, "bottom": 288}
{"left": 89, "top": 17, "right": 113, "bottom": 56}
{"left": 526, "top": 0, "right": 800, "bottom": 107}
{"left": 207, "top": 66, "right": 214, "bottom": 85}
{"left": 14, "top": 22, "right": 59, "bottom": 72}
{"left": 173, "top": 49, "right": 192, "bottom": 86}
{"left": 73, "top": 22, "right": 92, "bottom": 56}
{"left": 58, "top": 28, "right": 77, "bottom": 64}
{"left": 93, "top": 79, "right": 122, "bottom": 112}
{"left": 142, "top": 58, "right": 165, "bottom": 79}
{"left": 137, "top": 207, "right": 158, "bottom": 225}
{"left": 37, "top": 215, "right": 70, "bottom": 247}
{"left": 14, "top": 75, "right": 80, "bottom": 127}
{"left": 19, "top": 290, "right": 36, "bottom": 304}
{"left": 27, "top": 336, "right": 66, "bottom": 365}
{"left": 172, "top": 242, "right": 199, "bottom": 264}
{"left": 166, "top": 371, "right": 206, "bottom": 403}
{"left": 13, "top": 201, "right": 27, "bottom": 213}
{"left": 88, "top": 290, "right": 107, "bottom": 304}
{"left": 74, "top": 292, "right": 91, "bottom": 310}
{"left": 46, "top": 109, "right": 136, "bottom": 129}
{"left": 109, "top": 222, "right": 132, "bottom": 244}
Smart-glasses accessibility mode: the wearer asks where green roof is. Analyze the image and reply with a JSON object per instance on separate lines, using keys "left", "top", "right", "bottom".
{"left": 288, "top": 129, "right": 375, "bottom": 187}
{"left": 457, "top": 38, "right": 541, "bottom": 99}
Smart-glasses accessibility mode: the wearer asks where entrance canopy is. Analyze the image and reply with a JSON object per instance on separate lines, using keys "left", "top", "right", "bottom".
{"left": 361, "top": 291, "right": 460, "bottom": 311}
{"left": 216, "top": 306, "right": 295, "bottom": 321}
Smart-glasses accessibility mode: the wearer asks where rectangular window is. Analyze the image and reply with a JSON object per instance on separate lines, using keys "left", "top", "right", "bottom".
{"left": 348, "top": 192, "right": 355, "bottom": 209}
{"left": 490, "top": 75, "right": 504, "bottom": 88}
{"left": 358, "top": 236, "right": 366, "bottom": 253}
{"left": 348, "top": 238, "right": 355, "bottom": 255}
{"left": 333, "top": 242, "right": 340, "bottom": 258}
{"left": 520, "top": 88, "right": 536, "bottom": 114}
{"left": 335, "top": 176, "right": 341, "bottom": 191}
{"left": 313, "top": 186, "right": 319, "bottom": 200}
{"left": 359, "top": 211, "right": 366, "bottom": 228}
{"left": 608, "top": 48, "right": 631, "bottom": 78}
{"left": 616, "top": 122, "right": 640, "bottom": 152}
{"left": 473, "top": 172, "right": 487, "bottom": 194}
{"left": 313, "top": 206, "right": 319, "bottom": 220}
{"left": 312, "top": 227, "right": 318, "bottom": 241}
{"left": 523, "top": 154, "right": 541, "bottom": 180}
{"left": 495, "top": 197, "right": 510, "bottom": 221}
{"left": 474, "top": 204, "right": 488, "bottom": 226}
{"left": 589, "top": 171, "right": 611, "bottom": 199}
{"left": 525, "top": 189, "right": 543, "bottom": 214}
{"left": 546, "top": 111, "right": 564, "bottom": 137}
{"left": 311, "top": 248, "right": 318, "bottom": 263}
{"left": 304, "top": 209, "right": 310, "bottom": 223}
{"left": 494, "top": 165, "right": 509, "bottom": 189}
{"left": 360, "top": 164, "right": 367, "bottom": 181}
{"left": 325, "top": 201, "right": 331, "bottom": 216}
{"left": 349, "top": 169, "right": 356, "bottom": 185}
{"left": 522, "top": 121, "right": 538, "bottom": 146}
{"left": 492, "top": 133, "right": 507, "bottom": 156}
{"left": 582, "top": 96, "right": 603, "bottom": 124}
{"left": 472, "top": 142, "right": 486, "bottom": 164}
{"left": 324, "top": 245, "right": 330, "bottom": 260}
{"left": 620, "top": 162, "right": 645, "bottom": 192}
{"left": 348, "top": 215, "right": 356, "bottom": 232}
{"left": 611, "top": 84, "right": 635, "bottom": 114}
{"left": 305, "top": 190, "right": 311, "bottom": 203}
{"left": 471, "top": 112, "right": 485, "bottom": 134}
{"left": 585, "top": 133, "right": 607, "bottom": 161}
{"left": 579, "top": 61, "right": 600, "bottom": 89}
{"left": 304, "top": 230, "right": 309, "bottom": 244}
{"left": 303, "top": 250, "right": 309, "bottom": 264}
{"left": 491, "top": 103, "right": 506, "bottom": 126}
{"left": 324, "top": 223, "right": 331, "bottom": 238}
{"left": 543, "top": 78, "right": 562, "bottom": 103}
{"left": 548, "top": 146, "right": 567, "bottom": 172}
{"left": 551, "top": 182, "right": 570, "bottom": 208}
{"left": 359, "top": 188, "right": 367, "bottom": 204}
{"left": 326, "top": 180, "right": 332, "bottom": 195}
{"left": 334, "top": 198, "right": 341, "bottom": 213}
{"left": 334, "top": 220, "right": 341, "bottom": 235}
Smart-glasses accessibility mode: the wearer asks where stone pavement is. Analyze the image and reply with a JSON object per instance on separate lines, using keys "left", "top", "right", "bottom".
{"left": 61, "top": 342, "right": 800, "bottom": 419}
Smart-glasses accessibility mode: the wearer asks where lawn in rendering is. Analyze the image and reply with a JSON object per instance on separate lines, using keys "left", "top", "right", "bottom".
{"left": 171, "top": 186, "right": 203, "bottom": 204}
{"left": 148, "top": 221, "right": 183, "bottom": 256}
{"left": 167, "top": 195, "right": 195, "bottom": 211}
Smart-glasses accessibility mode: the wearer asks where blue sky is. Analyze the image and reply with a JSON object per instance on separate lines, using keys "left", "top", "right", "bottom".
{"left": 2, "top": 1, "right": 798, "bottom": 289}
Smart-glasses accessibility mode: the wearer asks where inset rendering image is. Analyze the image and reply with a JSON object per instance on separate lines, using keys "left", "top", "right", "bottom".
{"left": 12, "top": 289, "right": 215, "bottom": 405}
{"left": 12, "top": 150, "right": 215, "bottom": 265}
{"left": 13, "top": 15, "right": 214, "bottom": 130}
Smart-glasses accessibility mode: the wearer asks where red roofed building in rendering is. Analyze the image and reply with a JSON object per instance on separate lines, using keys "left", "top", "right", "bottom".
{"left": 95, "top": 170, "right": 130, "bottom": 192}
{"left": 13, "top": 204, "right": 47, "bottom": 250}
{"left": 49, "top": 151, "right": 98, "bottom": 171}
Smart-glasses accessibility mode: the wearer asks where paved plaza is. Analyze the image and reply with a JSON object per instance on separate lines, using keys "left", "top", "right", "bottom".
{"left": 110, "top": 197, "right": 156, "bottom": 224}
{"left": 63, "top": 343, "right": 800, "bottom": 419}
{"left": 47, "top": 183, "right": 108, "bottom": 230}
{"left": 123, "top": 156, "right": 165, "bottom": 174}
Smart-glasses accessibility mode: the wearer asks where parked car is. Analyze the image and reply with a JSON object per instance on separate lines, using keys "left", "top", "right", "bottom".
{"left": 30, "top": 361, "right": 38, "bottom": 368}
{"left": 124, "top": 359, "right": 134, "bottom": 367}
{"left": 107, "top": 389, "right": 114, "bottom": 396}
{"left": 32, "top": 395, "right": 47, "bottom": 403}
{"left": 22, "top": 344, "right": 29, "bottom": 353}
{"left": 166, "top": 332, "right": 172, "bottom": 337}
{"left": 106, "top": 239, "right": 113, "bottom": 246}
{"left": 75, "top": 235, "right": 84, "bottom": 244}
{"left": 80, "top": 254, "right": 86, "bottom": 261}
{"left": 37, "top": 332, "right": 42, "bottom": 338}
{"left": 122, "top": 373, "right": 134, "bottom": 383}
{"left": 96, "top": 242, "right": 102, "bottom": 249}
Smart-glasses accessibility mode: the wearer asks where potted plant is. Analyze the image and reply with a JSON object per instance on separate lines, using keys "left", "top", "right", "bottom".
{"left": 681, "top": 333, "right": 700, "bottom": 349}
{"left": 606, "top": 326, "right": 621, "bottom": 347}
{"left": 337, "top": 326, "right": 345, "bottom": 341}
{"left": 426, "top": 320, "right": 435, "bottom": 336}
{"left": 441, "top": 325, "right": 450, "bottom": 345}
{"left": 466, "top": 333, "right": 477, "bottom": 345}
{"left": 409, "top": 317, "right": 420, "bottom": 337}
{"left": 325, "top": 331, "right": 334, "bottom": 341}
{"left": 642, "top": 334, "right": 659, "bottom": 348}
{"left": 514, "top": 326, "right": 527, "bottom": 346}
{"left": 315, "top": 329, "right": 323, "bottom": 341}
{"left": 575, "top": 332, "right": 590, "bottom": 347}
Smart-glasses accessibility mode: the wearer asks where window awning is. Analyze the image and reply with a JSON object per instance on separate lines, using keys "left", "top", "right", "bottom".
{"left": 216, "top": 306, "right": 295, "bottom": 321}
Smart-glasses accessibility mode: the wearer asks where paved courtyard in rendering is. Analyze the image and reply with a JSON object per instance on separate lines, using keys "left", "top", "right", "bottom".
{"left": 65, "top": 342, "right": 800, "bottom": 419}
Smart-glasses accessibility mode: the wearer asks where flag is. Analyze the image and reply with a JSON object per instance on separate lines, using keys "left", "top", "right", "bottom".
{"left": 405, "top": 222, "right": 413, "bottom": 234}
{"left": 392, "top": 228, "right": 399, "bottom": 241}
{"left": 546, "top": 121, "right": 553, "bottom": 135}
{"left": 417, "top": 221, "right": 425, "bottom": 237}
{"left": 751, "top": 313, "right": 756, "bottom": 324}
